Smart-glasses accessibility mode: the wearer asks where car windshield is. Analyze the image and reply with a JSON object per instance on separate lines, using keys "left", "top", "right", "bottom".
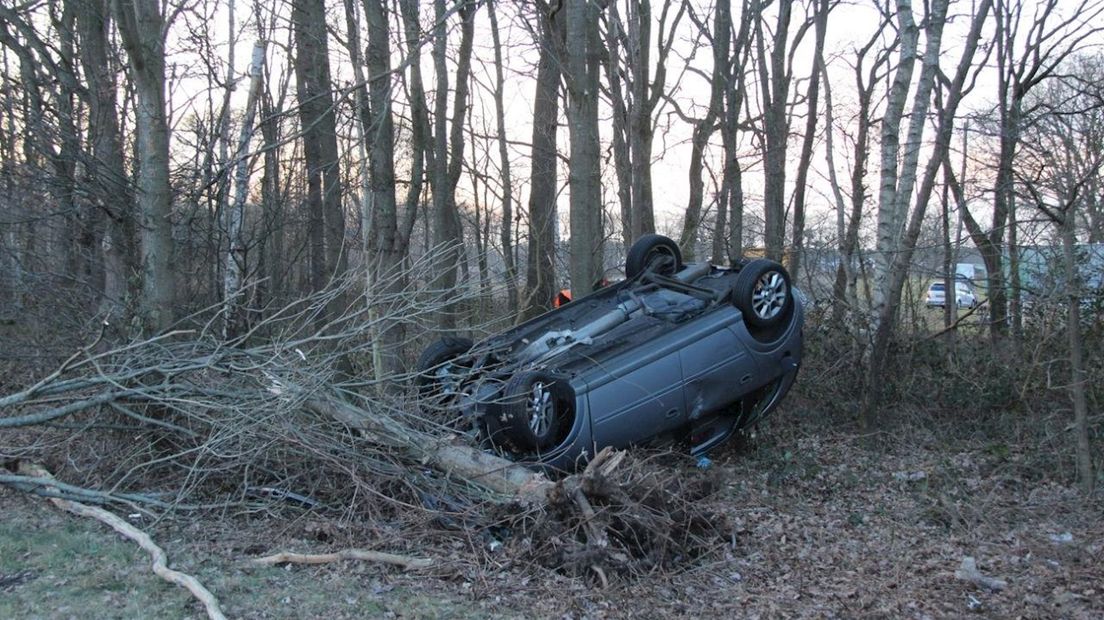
{"left": 930, "top": 283, "right": 944, "bottom": 291}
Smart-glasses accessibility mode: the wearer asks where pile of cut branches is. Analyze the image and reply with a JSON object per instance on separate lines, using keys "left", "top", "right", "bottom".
{"left": 1, "top": 260, "right": 727, "bottom": 579}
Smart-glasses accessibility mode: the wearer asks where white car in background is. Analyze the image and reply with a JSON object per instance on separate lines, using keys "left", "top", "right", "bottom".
{"left": 926, "top": 281, "right": 978, "bottom": 309}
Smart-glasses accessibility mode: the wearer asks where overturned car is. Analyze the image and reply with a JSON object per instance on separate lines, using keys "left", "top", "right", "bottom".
{"left": 416, "top": 234, "right": 803, "bottom": 471}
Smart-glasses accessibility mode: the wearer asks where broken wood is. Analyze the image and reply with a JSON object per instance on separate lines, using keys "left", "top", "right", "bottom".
{"left": 955, "top": 556, "right": 1008, "bottom": 592}
{"left": 251, "top": 549, "right": 433, "bottom": 570}
{"left": 17, "top": 463, "right": 227, "bottom": 620}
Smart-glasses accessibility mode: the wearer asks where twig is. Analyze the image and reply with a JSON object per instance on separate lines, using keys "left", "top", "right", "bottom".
{"left": 0, "top": 391, "right": 131, "bottom": 428}
{"left": 251, "top": 549, "right": 433, "bottom": 570}
{"left": 565, "top": 478, "right": 609, "bottom": 549}
{"left": 17, "top": 463, "right": 227, "bottom": 620}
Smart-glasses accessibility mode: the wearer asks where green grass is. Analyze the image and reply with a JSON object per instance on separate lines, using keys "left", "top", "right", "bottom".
{"left": 0, "top": 498, "right": 493, "bottom": 619}
{"left": 0, "top": 514, "right": 196, "bottom": 619}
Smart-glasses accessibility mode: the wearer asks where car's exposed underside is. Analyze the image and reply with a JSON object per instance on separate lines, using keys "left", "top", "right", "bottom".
{"left": 416, "top": 235, "right": 804, "bottom": 471}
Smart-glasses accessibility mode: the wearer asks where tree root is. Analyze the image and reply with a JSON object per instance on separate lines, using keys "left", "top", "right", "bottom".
{"left": 251, "top": 549, "right": 433, "bottom": 570}
{"left": 498, "top": 447, "right": 728, "bottom": 582}
{"left": 17, "top": 463, "right": 227, "bottom": 620}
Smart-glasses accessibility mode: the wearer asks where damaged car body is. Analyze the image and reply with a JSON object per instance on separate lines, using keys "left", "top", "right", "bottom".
{"left": 416, "top": 234, "right": 804, "bottom": 471}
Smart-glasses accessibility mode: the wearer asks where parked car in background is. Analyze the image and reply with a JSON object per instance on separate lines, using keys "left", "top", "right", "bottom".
{"left": 926, "top": 280, "right": 978, "bottom": 309}
{"left": 415, "top": 235, "right": 804, "bottom": 471}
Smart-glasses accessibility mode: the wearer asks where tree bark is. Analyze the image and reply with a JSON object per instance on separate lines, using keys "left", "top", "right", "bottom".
{"left": 1060, "top": 216, "right": 1095, "bottom": 493}
{"left": 397, "top": 0, "right": 428, "bottom": 252}
{"left": 788, "top": 0, "right": 830, "bottom": 283}
{"left": 360, "top": 0, "right": 411, "bottom": 377}
{"left": 292, "top": 0, "right": 345, "bottom": 301}
{"left": 565, "top": 0, "right": 604, "bottom": 298}
{"left": 756, "top": 0, "right": 793, "bottom": 262}
{"left": 76, "top": 0, "right": 137, "bottom": 318}
{"left": 523, "top": 3, "right": 563, "bottom": 319}
{"left": 680, "top": 0, "right": 732, "bottom": 260}
{"left": 487, "top": 0, "right": 519, "bottom": 317}
{"left": 113, "top": 0, "right": 176, "bottom": 333}
{"left": 429, "top": 0, "right": 471, "bottom": 329}
{"left": 222, "top": 42, "right": 265, "bottom": 339}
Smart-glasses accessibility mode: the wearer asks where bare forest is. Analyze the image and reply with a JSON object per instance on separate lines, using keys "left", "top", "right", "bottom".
{"left": 1, "top": 0, "right": 1102, "bottom": 617}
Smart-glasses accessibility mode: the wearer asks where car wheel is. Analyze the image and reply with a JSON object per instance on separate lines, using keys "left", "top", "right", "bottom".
{"left": 415, "top": 337, "right": 474, "bottom": 409}
{"left": 626, "top": 234, "right": 683, "bottom": 279}
{"left": 731, "top": 259, "right": 794, "bottom": 329}
{"left": 500, "top": 371, "right": 570, "bottom": 450}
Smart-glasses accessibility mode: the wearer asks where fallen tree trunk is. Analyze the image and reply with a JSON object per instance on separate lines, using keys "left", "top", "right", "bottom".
{"left": 304, "top": 396, "right": 552, "bottom": 504}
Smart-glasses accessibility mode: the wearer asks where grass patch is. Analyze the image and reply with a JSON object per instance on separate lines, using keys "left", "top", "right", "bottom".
{"left": 0, "top": 494, "right": 498, "bottom": 619}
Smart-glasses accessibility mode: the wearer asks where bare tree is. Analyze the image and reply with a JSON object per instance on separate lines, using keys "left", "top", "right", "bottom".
{"left": 564, "top": 0, "right": 605, "bottom": 297}
{"left": 603, "top": 0, "right": 685, "bottom": 248}
{"left": 487, "top": 0, "right": 519, "bottom": 316}
{"left": 959, "top": 0, "right": 1104, "bottom": 345}
{"left": 1014, "top": 60, "right": 1103, "bottom": 492}
{"left": 429, "top": 0, "right": 477, "bottom": 328}
{"left": 678, "top": 0, "right": 751, "bottom": 261}
{"left": 113, "top": 0, "right": 177, "bottom": 332}
{"left": 222, "top": 42, "right": 266, "bottom": 338}
{"left": 865, "top": 0, "right": 993, "bottom": 422}
{"left": 522, "top": 2, "right": 564, "bottom": 319}
{"left": 291, "top": 0, "right": 346, "bottom": 301}
{"left": 822, "top": 19, "right": 894, "bottom": 322}
{"left": 788, "top": 0, "right": 831, "bottom": 283}
{"left": 753, "top": 0, "right": 813, "bottom": 261}
{"left": 75, "top": 0, "right": 138, "bottom": 318}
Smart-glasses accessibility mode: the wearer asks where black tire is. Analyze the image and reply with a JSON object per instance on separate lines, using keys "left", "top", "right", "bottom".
{"left": 414, "top": 337, "right": 474, "bottom": 404}
{"left": 499, "top": 370, "right": 571, "bottom": 450}
{"left": 731, "top": 259, "right": 794, "bottom": 329}
{"left": 626, "top": 234, "right": 683, "bottom": 279}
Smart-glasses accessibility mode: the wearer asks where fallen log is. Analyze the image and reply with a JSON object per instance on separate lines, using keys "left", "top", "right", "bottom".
{"left": 251, "top": 549, "right": 433, "bottom": 570}
{"left": 304, "top": 396, "right": 554, "bottom": 504}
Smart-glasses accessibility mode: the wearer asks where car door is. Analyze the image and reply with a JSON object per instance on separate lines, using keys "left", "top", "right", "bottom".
{"left": 585, "top": 337, "right": 686, "bottom": 448}
{"left": 680, "top": 311, "right": 758, "bottom": 420}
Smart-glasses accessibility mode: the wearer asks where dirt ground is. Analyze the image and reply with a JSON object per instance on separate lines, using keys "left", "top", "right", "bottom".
{"left": 2, "top": 410, "right": 1101, "bottom": 619}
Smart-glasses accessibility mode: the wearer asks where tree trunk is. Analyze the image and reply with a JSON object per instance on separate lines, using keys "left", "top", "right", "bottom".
{"left": 76, "top": 0, "right": 137, "bottom": 318}
{"left": 222, "top": 42, "right": 265, "bottom": 339}
{"left": 723, "top": 6, "right": 751, "bottom": 265}
{"left": 565, "top": 0, "right": 604, "bottom": 298}
{"left": 1060, "top": 215, "right": 1095, "bottom": 493}
{"left": 871, "top": 0, "right": 922, "bottom": 324}
{"left": 522, "top": 4, "right": 563, "bottom": 319}
{"left": 789, "top": 0, "right": 829, "bottom": 283}
{"left": 113, "top": 0, "right": 176, "bottom": 333}
{"left": 756, "top": 0, "right": 792, "bottom": 262}
{"left": 865, "top": 0, "right": 990, "bottom": 423}
{"left": 363, "top": 0, "right": 411, "bottom": 377}
{"left": 487, "top": 0, "right": 519, "bottom": 318}
{"left": 397, "top": 0, "right": 428, "bottom": 253}
{"left": 292, "top": 0, "right": 345, "bottom": 301}
{"left": 430, "top": 0, "right": 468, "bottom": 329}
{"left": 681, "top": 0, "right": 731, "bottom": 260}
{"left": 604, "top": 4, "right": 634, "bottom": 250}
